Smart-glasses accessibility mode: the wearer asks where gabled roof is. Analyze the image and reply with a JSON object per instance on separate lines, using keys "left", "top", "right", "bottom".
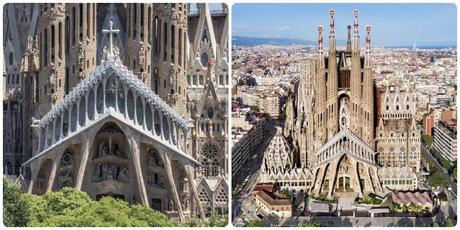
{"left": 35, "top": 60, "right": 191, "bottom": 130}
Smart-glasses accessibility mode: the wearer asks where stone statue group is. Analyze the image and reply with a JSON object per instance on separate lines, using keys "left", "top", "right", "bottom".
{"left": 93, "top": 163, "right": 129, "bottom": 182}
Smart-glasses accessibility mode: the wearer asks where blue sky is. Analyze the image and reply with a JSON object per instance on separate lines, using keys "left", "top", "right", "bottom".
{"left": 232, "top": 3, "right": 457, "bottom": 47}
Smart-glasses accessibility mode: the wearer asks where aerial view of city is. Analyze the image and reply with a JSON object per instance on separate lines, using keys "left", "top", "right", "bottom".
{"left": 231, "top": 3, "right": 457, "bottom": 227}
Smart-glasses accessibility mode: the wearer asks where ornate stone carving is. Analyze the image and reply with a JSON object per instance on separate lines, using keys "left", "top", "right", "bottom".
{"left": 148, "top": 149, "right": 163, "bottom": 167}
{"left": 93, "top": 163, "right": 129, "bottom": 182}
{"left": 57, "top": 170, "right": 73, "bottom": 188}
{"left": 139, "top": 46, "right": 145, "bottom": 66}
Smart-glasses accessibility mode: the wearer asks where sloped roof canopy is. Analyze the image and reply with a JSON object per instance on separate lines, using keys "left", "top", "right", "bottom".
{"left": 27, "top": 59, "right": 195, "bottom": 165}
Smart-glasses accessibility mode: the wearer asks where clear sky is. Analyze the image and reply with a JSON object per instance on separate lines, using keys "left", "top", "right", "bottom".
{"left": 232, "top": 3, "right": 457, "bottom": 47}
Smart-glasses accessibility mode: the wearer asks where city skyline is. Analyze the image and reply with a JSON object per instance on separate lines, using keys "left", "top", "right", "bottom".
{"left": 233, "top": 3, "right": 457, "bottom": 47}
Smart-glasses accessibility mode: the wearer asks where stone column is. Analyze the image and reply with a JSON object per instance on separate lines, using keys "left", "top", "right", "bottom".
{"left": 128, "top": 135, "right": 149, "bottom": 207}
{"left": 75, "top": 137, "right": 91, "bottom": 190}
{"left": 162, "top": 151, "right": 185, "bottom": 222}
{"left": 46, "top": 154, "right": 61, "bottom": 192}
{"left": 27, "top": 161, "right": 40, "bottom": 194}
{"left": 352, "top": 160, "right": 363, "bottom": 197}
{"left": 327, "top": 159, "right": 338, "bottom": 197}
{"left": 365, "top": 166, "right": 375, "bottom": 193}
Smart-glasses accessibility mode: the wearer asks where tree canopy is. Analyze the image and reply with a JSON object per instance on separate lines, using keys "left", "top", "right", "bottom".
{"left": 3, "top": 178, "right": 227, "bottom": 227}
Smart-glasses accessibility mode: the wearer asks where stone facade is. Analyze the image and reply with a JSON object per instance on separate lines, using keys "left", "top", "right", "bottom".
{"left": 376, "top": 85, "right": 421, "bottom": 172}
{"left": 3, "top": 3, "right": 228, "bottom": 220}
{"left": 284, "top": 10, "right": 421, "bottom": 198}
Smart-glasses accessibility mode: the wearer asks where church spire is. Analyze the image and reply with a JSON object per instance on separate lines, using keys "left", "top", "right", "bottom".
{"left": 365, "top": 25, "right": 371, "bottom": 68}
{"left": 346, "top": 25, "right": 352, "bottom": 52}
{"left": 328, "top": 9, "right": 336, "bottom": 52}
{"left": 317, "top": 25, "right": 324, "bottom": 66}
{"left": 352, "top": 9, "right": 360, "bottom": 52}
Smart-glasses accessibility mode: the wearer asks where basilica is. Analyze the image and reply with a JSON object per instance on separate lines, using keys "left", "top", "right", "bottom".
{"left": 3, "top": 3, "right": 228, "bottom": 221}
{"left": 265, "top": 10, "right": 421, "bottom": 198}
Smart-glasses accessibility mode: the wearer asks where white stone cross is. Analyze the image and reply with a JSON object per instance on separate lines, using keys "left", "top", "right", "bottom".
{"left": 102, "top": 20, "right": 120, "bottom": 57}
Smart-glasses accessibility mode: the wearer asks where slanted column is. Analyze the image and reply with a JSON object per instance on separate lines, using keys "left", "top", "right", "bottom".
{"left": 184, "top": 164, "right": 206, "bottom": 221}
{"left": 327, "top": 160, "right": 338, "bottom": 197}
{"left": 75, "top": 138, "right": 91, "bottom": 190}
{"left": 46, "top": 154, "right": 62, "bottom": 192}
{"left": 27, "top": 161, "right": 40, "bottom": 194}
{"left": 365, "top": 166, "right": 375, "bottom": 193}
{"left": 162, "top": 151, "right": 185, "bottom": 222}
{"left": 353, "top": 160, "right": 363, "bottom": 197}
{"left": 128, "top": 134, "right": 149, "bottom": 207}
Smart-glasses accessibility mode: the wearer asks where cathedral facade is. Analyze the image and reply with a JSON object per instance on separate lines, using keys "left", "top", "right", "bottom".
{"left": 3, "top": 3, "right": 228, "bottom": 221}
{"left": 282, "top": 10, "right": 421, "bottom": 198}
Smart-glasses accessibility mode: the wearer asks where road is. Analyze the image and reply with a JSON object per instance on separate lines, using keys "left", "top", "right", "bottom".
{"left": 231, "top": 126, "right": 277, "bottom": 225}
{"left": 421, "top": 145, "right": 457, "bottom": 196}
{"left": 283, "top": 216, "right": 436, "bottom": 227}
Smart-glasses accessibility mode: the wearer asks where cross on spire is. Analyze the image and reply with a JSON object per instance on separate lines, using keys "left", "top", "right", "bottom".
{"left": 102, "top": 20, "right": 120, "bottom": 58}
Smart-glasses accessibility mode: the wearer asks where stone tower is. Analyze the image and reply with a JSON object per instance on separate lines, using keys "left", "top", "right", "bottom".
{"left": 298, "top": 9, "right": 376, "bottom": 167}
{"left": 151, "top": 3, "right": 188, "bottom": 115}
{"left": 64, "top": 3, "right": 97, "bottom": 96}
{"left": 348, "top": 9, "right": 374, "bottom": 146}
{"left": 125, "top": 3, "right": 153, "bottom": 86}
{"left": 36, "top": 3, "right": 66, "bottom": 116}
{"left": 36, "top": 3, "right": 97, "bottom": 117}
{"left": 326, "top": 9, "right": 339, "bottom": 140}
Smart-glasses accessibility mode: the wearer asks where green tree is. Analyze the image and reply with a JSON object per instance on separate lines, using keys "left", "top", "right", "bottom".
{"left": 422, "top": 135, "right": 433, "bottom": 147}
{"left": 298, "top": 221, "right": 321, "bottom": 227}
{"left": 246, "top": 219, "right": 263, "bottom": 227}
{"left": 428, "top": 171, "right": 447, "bottom": 188}
{"left": 21, "top": 188, "right": 177, "bottom": 227}
{"left": 3, "top": 177, "right": 29, "bottom": 227}
{"left": 446, "top": 218, "right": 454, "bottom": 227}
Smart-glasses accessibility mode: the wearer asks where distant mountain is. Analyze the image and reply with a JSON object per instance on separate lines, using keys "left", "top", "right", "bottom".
{"left": 232, "top": 36, "right": 314, "bottom": 47}
{"left": 232, "top": 36, "right": 456, "bottom": 49}
{"left": 232, "top": 36, "right": 352, "bottom": 47}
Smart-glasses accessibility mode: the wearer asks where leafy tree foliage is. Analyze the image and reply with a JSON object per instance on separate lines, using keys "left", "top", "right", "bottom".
{"left": 428, "top": 171, "right": 447, "bottom": 188}
{"left": 22, "top": 187, "right": 177, "bottom": 227}
{"left": 246, "top": 219, "right": 263, "bottom": 227}
{"left": 298, "top": 221, "right": 321, "bottom": 227}
{"left": 4, "top": 178, "right": 226, "bottom": 227}
{"left": 3, "top": 178, "right": 29, "bottom": 227}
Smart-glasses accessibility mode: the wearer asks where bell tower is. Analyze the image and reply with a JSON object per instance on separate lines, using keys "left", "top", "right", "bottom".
{"left": 125, "top": 3, "right": 152, "bottom": 86}
{"left": 151, "top": 3, "right": 189, "bottom": 115}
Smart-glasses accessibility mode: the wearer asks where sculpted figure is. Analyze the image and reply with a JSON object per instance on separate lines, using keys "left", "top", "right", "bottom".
{"left": 107, "top": 165, "right": 114, "bottom": 180}
{"left": 168, "top": 199, "right": 174, "bottom": 211}
{"left": 101, "top": 164, "right": 108, "bottom": 180}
